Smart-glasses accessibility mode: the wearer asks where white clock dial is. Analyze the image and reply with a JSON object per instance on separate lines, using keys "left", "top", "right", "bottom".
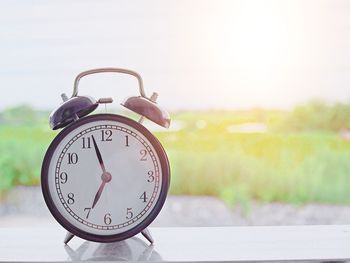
{"left": 44, "top": 115, "right": 168, "bottom": 238}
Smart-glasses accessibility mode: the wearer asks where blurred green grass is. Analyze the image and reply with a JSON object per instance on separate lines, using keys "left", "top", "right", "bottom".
{"left": 1, "top": 102, "right": 350, "bottom": 205}
{"left": 162, "top": 131, "right": 350, "bottom": 206}
{"left": 0, "top": 126, "right": 52, "bottom": 194}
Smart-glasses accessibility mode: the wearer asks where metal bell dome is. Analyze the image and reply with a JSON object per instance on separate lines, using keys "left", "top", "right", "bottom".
{"left": 49, "top": 95, "right": 98, "bottom": 130}
{"left": 122, "top": 93, "right": 170, "bottom": 128}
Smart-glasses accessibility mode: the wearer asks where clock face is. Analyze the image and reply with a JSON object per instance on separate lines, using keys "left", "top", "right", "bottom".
{"left": 42, "top": 114, "right": 170, "bottom": 242}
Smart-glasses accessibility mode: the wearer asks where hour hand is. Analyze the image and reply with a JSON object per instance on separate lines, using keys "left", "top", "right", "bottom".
{"left": 91, "top": 171, "right": 112, "bottom": 209}
{"left": 91, "top": 135, "right": 106, "bottom": 173}
{"left": 92, "top": 181, "right": 106, "bottom": 209}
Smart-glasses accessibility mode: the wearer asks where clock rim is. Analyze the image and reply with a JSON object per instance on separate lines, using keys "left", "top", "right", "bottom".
{"left": 41, "top": 113, "right": 170, "bottom": 243}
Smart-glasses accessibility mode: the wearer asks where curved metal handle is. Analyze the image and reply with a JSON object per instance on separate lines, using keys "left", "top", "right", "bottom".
{"left": 72, "top": 68, "right": 146, "bottom": 98}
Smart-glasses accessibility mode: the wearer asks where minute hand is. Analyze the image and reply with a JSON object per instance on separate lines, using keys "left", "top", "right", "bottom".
{"left": 91, "top": 135, "right": 106, "bottom": 173}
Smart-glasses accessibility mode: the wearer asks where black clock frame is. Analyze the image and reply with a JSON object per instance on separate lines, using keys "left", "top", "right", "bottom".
{"left": 41, "top": 113, "right": 170, "bottom": 243}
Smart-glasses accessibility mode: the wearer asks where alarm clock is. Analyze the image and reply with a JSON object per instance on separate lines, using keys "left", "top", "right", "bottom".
{"left": 41, "top": 68, "right": 171, "bottom": 244}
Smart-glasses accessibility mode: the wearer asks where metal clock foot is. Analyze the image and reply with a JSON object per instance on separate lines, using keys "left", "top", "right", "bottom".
{"left": 64, "top": 231, "right": 75, "bottom": 244}
{"left": 141, "top": 228, "right": 154, "bottom": 244}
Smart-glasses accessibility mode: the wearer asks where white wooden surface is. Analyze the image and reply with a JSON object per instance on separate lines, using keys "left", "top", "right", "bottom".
{"left": 0, "top": 225, "right": 349, "bottom": 262}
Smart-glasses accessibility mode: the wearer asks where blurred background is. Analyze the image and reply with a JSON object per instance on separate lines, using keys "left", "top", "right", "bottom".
{"left": 1, "top": 0, "right": 350, "bottom": 227}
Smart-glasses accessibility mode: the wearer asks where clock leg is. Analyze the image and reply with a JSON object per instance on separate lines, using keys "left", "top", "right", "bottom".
{"left": 141, "top": 228, "right": 154, "bottom": 244}
{"left": 64, "top": 231, "right": 75, "bottom": 244}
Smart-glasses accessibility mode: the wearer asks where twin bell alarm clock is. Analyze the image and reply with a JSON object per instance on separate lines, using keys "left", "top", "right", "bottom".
{"left": 41, "top": 68, "right": 171, "bottom": 244}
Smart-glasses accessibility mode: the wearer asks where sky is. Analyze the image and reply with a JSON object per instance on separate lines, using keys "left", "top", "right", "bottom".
{"left": 0, "top": 0, "right": 350, "bottom": 111}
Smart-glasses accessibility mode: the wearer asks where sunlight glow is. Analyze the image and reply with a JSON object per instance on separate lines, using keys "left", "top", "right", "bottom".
{"left": 0, "top": 0, "right": 347, "bottom": 110}
{"left": 196, "top": 0, "right": 331, "bottom": 109}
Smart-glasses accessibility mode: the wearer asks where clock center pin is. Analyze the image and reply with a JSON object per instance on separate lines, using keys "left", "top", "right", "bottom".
{"left": 101, "top": 172, "right": 112, "bottom": 182}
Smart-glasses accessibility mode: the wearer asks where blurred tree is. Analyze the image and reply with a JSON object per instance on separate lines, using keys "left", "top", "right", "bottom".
{"left": 278, "top": 99, "right": 350, "bottom": 132}
{"left": 0, "top": 104, "right": 38, "bottom": 125}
